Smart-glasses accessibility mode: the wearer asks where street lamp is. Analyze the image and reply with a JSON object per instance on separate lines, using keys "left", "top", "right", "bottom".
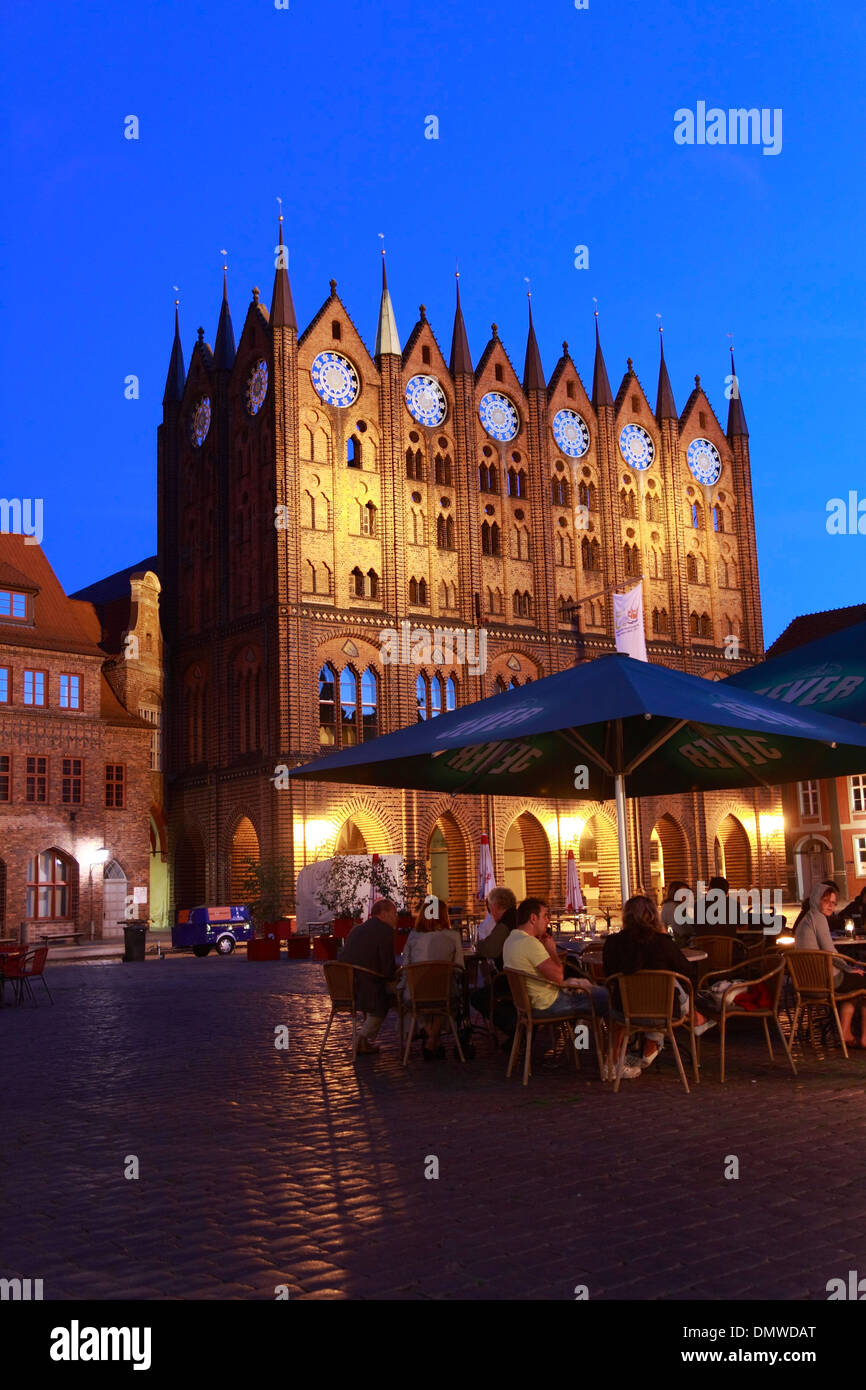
{"left": 89, "top": 847, "right": 110, "bottom": 941}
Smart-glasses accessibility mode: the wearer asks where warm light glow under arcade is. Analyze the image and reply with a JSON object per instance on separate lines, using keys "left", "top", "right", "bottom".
{"left": 758, "top": 814, "right": 785, "bottom": 838}
{"left": 546, "top": 816, "right": 587, "bottom": 847}
{"left": 293, "top": 818, "right": 338, "bottom": 856}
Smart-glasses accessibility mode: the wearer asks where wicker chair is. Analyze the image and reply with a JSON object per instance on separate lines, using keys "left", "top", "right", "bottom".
{"left": 401, "top": 961, "right": 465, "bottom": 1065}
{"left": 504, "top": 969, "right": 601, "bottom": 1086}
{"left": 784, "top": 950, "right": 866, "bottom": 1060}
{"left": 696, "top": 955, "right": 795, "bottom": 1082}
{"left": 320, "top": 962, "right": 393, "bottom": 1060}
{"left": 693, "top": 935, "right": 746, "bottom": 980}
{"left": 606, "top": 970, "right": 699, "bottom": 1093}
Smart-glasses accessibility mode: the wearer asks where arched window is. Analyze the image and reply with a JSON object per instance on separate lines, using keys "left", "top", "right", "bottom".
{"left": 347, "top": 435, "right": 362, "bottom": 468}
{"left": 319, "top": 664, "right": 336, "bottom": 744}
{"left": 713, "top": 505, "right": 724, "bottom": 532}
{"left": 620, "top": 488, "right": 636, "bottom": 519}
{"left": 416, "top": 673, "right": 428, "bottom": 721}
{"left": 507, "top": 467, "right": 528, "bottom": 498}
{"left": 367, "top": 569, "right": 379, "bottom": 600}
{"left": 645, "top": 493, "right": 661, "bottom": 522}
{"left": 558, "top": 594, "right": 574, "bottom": 622}
{"left": 700, "top": 612, "right": 713, "bottom": 639}
{"left": 359, "top": 501, "right": 377, "bottom": 536}
{"left": 409, "top": 577, "right": 428, "bottom": 606}
{"left": 340, "top": 667, "right": 358, "bottom": 746}
{"left": 27, "top": 849, "right": 75, "bottom": 919}
{"left": 647, "top": 547, "right": 663, "bottom": 579}
{"left": 418, "top": 577, "right": 428, "bottom": 606}
{"left": 494, "top": 675, "right": 507, "bottom": 694}
{"left": 581, "top": 535, "right": 601, "bottom": 572}
{"left": 409, "top": 509, "right": 424, "bottom": 545}
{"left": 691, "top": 500, "right": 704, "bottom": 530}
{"left": 513, "top": 590, "right": 533, "bottom": 619}
{"left": 556, "top": 533, "right": 573, "bottom": 566}
{"left": 487, "top": 586, "right": 503, "bottom": 615}
{"left": 361, "top": 668, "right": 378, "bottom": 739}
{"left": 436, "top": 513, "right": 455, "bottom": 549}
{"left": 350, "top": 566, "right": 365, "bottom": 597}
{"left": 481, "top": 521, "right": 501, "bottom": 556}
{"left": 406, "top": 447, "right": 424, "bottom": 480}
{"left": 551, "top": 476, "right": 570, "bottom": 506}
{"left": 430, "top": 675, "right": 443, "bottom": 718}
{"left": 686, "top": 554, "right": 698, "bottom": 583}
{"left": 512, "top": 525, "right": 530, "bottom": 561}
{"left": 652, "top": 607, "right": 670, "bottom": 635}
{"left": 578, "top": 480, "right": 597, "bottom": 511}
{"left": 479, "top": 462, "right": 498, "bottom": 493}
{"left": 623, "top": 543, "right": 641, "bottom": 577}
{"left": 434, "top": 452, "right": 452, "bottom": 485}
{"left": 445, "top": 676, "right": 457, "bottom": 711}
{"left": 689, "top": 611, "right": 700, "bottom": 637}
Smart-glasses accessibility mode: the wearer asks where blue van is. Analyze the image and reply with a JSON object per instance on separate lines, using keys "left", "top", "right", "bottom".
{"left": 172, "top": 905, "right": 254, "bottom": 957}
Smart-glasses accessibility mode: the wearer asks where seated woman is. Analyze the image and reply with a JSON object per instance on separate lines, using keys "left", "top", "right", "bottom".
{"left": 795, "top": 882, "right": 866, "bottom": 1047}
{"left": 603, "top": 894, "right": 714, "bottom": 1069}
{"left": 401, "top": 901, "right": 464, "bottom": 1060}
{"left": 660, "top": 879, "right": 693, "bottom": 946}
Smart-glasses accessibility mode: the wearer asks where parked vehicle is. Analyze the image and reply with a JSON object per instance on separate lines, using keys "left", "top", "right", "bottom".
{"left": 172, "top": 906, "right": 253, "bottom": 957}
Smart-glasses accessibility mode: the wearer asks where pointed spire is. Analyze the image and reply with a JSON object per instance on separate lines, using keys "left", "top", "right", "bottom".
{"left": 726, "top": 344, "right": 748, "bottom": 437}
{"left": 655, "top": 322, "right": 677, "bottom": 420}
{"left": 374, "top": 245, "right": 401, "bottom": 356}
{"left": 591, "top": 309, "right": 613, "bottom": 408}
{"left": 523, "top": 293, "right": 545, "bottom": 392}
{"left": 449, "top": 271, "right": 473, "bottom": 375}
{"left": 271, "top": 212, "right": 297, "bottom": 330}
{"left": 162, "top": 301, "right": 186, "bottom": 404}
{"left": 214, "top": 266, "right": 236, "bottom": 370}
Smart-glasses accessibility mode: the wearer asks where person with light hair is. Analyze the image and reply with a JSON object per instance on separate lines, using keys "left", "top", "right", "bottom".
{"left": 477, "top": 886, "right": 517, "bottom": 950}
{"left": 401, "top": 899, "right": 464, "bottom": 1060}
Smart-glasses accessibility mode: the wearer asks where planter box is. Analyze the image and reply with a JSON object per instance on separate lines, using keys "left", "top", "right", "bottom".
{"left": 286, "top": 937, "right": 311, "bottom": 960}
{"left": 312, "top": 935, "right": 340, "bottom": 961}
{"left": 248, "top": 938, "right": 280, "bottom": 962}
{"left": 264, "top": 919, "right": 295, "bottom": 942}
{"left": 331, "top": 916, "right": 356, "bottom": 940}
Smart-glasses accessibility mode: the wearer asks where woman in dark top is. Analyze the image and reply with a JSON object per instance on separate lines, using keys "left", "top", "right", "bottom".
{"left": 603, "top": 895, "right": 713, "bottom": 1067}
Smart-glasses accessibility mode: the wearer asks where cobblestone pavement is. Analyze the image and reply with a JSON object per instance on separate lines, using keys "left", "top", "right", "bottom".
{"left": 2, "top": 954, "right": 864, "bottom": 1301}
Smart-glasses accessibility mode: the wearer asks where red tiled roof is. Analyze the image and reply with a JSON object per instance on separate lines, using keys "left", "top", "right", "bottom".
{"left": 766, "top": 603, "right": 866, "bottom": 658}
{"left": 0, "top": 535, "right": 104, "bottom": 657}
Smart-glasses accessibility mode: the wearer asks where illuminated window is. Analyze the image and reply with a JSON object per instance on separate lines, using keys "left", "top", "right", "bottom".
{"left": 59, "top": 675, "right": 80, "bottom": 709}
{"left": 27, "top": 849, "right": 73, "bottom": 919}
{"left": 798, "top": 780, "right": 819, "bottom": 818}
{"left": 852, "top": 776, "right": 866, "bottom": 814}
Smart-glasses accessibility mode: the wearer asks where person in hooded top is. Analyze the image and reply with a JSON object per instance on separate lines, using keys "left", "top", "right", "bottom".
{"left": 794, "top": 881, "right": 866, "bottom": 1048}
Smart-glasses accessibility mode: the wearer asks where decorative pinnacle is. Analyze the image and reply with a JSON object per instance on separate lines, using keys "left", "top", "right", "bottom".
{"left": 627, "top": 357, "right": 633, "bottom": 371}
{"left": 252, "top": 287, "right": 260, "bottom": 304}
{"left": 491, "top": 322, "right": 498, "bottom": 337}
{"left": 329, "top": 278, "right": 337, "bottom": 295}
{"left": 695, "top": 374, "right": 701, "bottom": 387}
{"left": 562, "top": 341, "right": 568, "bottom": 353}
{"left": 419, "top": 303, "right": 427, "bottom": 320}
{"left": 197, "top": 327, "right": 204, "bottom": 342}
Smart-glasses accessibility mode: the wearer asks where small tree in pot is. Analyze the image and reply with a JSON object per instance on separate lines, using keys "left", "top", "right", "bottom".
{"left": 239, "top": 856, "right": 294, "bottom": 934}
{"left": 319, "top": 856, "right": 402, "bottom": 931}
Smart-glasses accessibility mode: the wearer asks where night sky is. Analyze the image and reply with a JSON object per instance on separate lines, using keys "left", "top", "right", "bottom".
{"left": 3, "top": 0, "right": 863, "bottom": 642}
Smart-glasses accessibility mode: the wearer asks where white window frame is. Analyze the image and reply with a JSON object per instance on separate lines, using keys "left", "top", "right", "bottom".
{"left": 855, "top": 836, "right": 866, "bottom": 878}
{"left": 798, "top": 779, "right": 819, "bottom": 818}
{"left": 851, "top": 775, "right": 866, "bottom": 815}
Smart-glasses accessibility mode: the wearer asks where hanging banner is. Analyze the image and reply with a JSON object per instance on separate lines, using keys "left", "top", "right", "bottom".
{"left": 613, "top": 583, "right": 648, "bottom": 662}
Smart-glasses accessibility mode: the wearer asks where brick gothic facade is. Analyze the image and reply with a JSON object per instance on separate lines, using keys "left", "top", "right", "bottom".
{"left": 158, "top": 236, "right": 784, "bottom": 914}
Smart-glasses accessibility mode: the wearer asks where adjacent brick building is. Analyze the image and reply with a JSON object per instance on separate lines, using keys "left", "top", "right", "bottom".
{"left": 157, "top": 228, "right": 784, "bottom": 914}
{"left": 763, "top": 605, "right": 866, "bottom": 902}
{"left": 0, "top": 536, "right": 155, "bottom": 942}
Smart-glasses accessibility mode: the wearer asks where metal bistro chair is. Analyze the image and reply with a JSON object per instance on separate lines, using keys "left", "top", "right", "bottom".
{"left": 320, "top": 962, "right": 393, "bottom": 1061}
{"left": 1, "top": 947, "right": 37, "bottom": 1007}
{"left": 784, "top": 950, "right": 866, "bottom": 1061}
{"left": 696, "top": 954, "right": 795, "bottom": 1082}
{"left": 504, "top": 969, "right": 602, "bottom": 1087}
{"left": 402, "top": 961, "right": 465, "bottom": 1066}
{"left": 692, "top": 935, "right": 746, "bottom": 976}
{"left": 607, "top": 970, "right": 699, "bottom": 1094}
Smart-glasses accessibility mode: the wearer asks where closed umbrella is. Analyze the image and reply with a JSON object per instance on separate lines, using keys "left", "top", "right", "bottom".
{"left": 289, "top": 653, "right": 866, "bottom": 906}
{"left": 565, "top": 848, "right": 584, "bottom": 912}
{"left": 476, "top": 833, "right": 495, "bottom": 903}
{"left": 367, "top": 853, "right": 380, "bottom": 918}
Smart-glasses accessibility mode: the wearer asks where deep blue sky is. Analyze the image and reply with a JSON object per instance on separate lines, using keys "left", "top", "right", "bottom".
{"left": 2, "top": 0, "right": 863, "bottom": 644}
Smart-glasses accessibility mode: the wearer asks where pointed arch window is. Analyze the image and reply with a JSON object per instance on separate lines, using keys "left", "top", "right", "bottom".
{"left": 487, "top": 586, "right": 503, "bottom": 615}
{"left": 436, "top": 513, "right": 455, "bottom": 549}
{"left": 361, "top": 668, "right": 378, "bottom": 739}
{"left": 318, "top": 664, "right": 337, "bottom": 745}
{"left": 434, "top": 452, "right": 452, "bottom": 485}
{"left": 507, "top": 467, "right": 528, "bottom": 498}
{"left": 350, "top": 566, "right": 365, "bottom": 597}
{"left": 513, "top": 590, "right": 533, "bottom": 619}
{"left": 406, "top": 447, "right": 424, "bottom": 480}
{"left": 645, "top": 492, "right": 662, "bottom": 522}
{"left": 578, "top": 480, "right": 598, "bottom": 511}
{"left": 551, "top": 476, "right": 570, "bottom": 506}
{"left": 494, "top": 675, "right": 508, "bottom": 694}
{"left": 691, "top": 500, "right": 704, "bottom": 530}
{"left": 347, "top": 435, "right": 362, "bottom": 468}
{"left": 581, "top": 535, "right": 601, "bottom": 572}
{"left": 699, "top": 612, "right": 713, "bottom": 640}
{"left": 558, "top": 594, "right": 575, "bottom": 622}
{"left": 481, "top": 521, "right": 501, "bottom": 556}
{"left": 652, "top": 606, "right": 670, "bottom": 635}
{"left": 445, "top": 676, "right": 457, "bottom": 711}
{"left": 620, "top": 487, "right": 637, "bottom": 519}
{"left": 623, "top": 543, "right": 641, "bottom": 577}
{"left": 340, "top": 667, "right": 358, "bottom": 746}
{"left": 367, "top": 568, "right": 379, "bottom": 600}
{"left": 512, "top": 525, "right": 531, "bottom": 561}
{"left": 409, "top": 576, "right": 429, "bottom": 606}
{"left": 713, "top": 505, "right": 723, "bottom": 532}
{"left": 647, "top": 547, "right": 664, "bottom": 580}
{"left": 479, "top": 462, "right": 499, "bottom": 493}
{"left": 359, "top": 501, "right": 377, "bottom": 537}
{"left": 556, "top": 532, "right": 573, "bottom": 566}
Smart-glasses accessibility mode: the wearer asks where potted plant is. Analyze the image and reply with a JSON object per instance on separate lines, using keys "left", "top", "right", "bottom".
{"left": 239, "top": 856, "right": 294, "bottom": 959}
{"left": 319, "top": 855, "right": 402, "bottom": 935}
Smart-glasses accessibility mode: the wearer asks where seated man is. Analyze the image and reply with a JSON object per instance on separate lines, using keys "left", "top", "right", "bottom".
{"left": 476, "top": 886, "right": 517, "bottom": 960}
{"left": 340, "top": 898, "right": 399, "bottom": 1054}
{"left": 503, "top": 896, "right": 609, "bottom": 1024}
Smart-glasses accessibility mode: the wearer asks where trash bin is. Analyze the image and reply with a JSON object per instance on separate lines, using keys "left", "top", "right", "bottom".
{"left": 122, "top": 923, "right": 147, "bottom": 963}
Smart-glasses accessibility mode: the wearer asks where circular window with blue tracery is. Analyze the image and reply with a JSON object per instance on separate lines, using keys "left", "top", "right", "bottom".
{"left": 246, "top": 359, "right": 268, "bottom": 416}
{"left": 687, "top": 437, "right": 722, "bottom": 485}
{"left": 405, "top": 375, "right": 447, "bottom": 427}
{"left": 190, "top": 396, "right": 211, "bottom": 447}
{"left": 479, "top": 392, "right": 518, "bottom": 442}
{"left": 619, "top": 423, "right": 655, "bottom": 471}
{"left": 552, "top": 409, "right": 589, "bottom": 458}
{"left": 311, "top": 352, "right": 359, "bottom": 407}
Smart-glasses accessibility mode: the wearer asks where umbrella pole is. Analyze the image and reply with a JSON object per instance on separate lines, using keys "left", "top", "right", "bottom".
{"left": 614, "top": 772, "right": 631, "bottom": 908}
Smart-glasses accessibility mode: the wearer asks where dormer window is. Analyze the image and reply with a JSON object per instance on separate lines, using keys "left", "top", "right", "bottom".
{"left": 0, "top": 589, "right": 29, "bottom": 622}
